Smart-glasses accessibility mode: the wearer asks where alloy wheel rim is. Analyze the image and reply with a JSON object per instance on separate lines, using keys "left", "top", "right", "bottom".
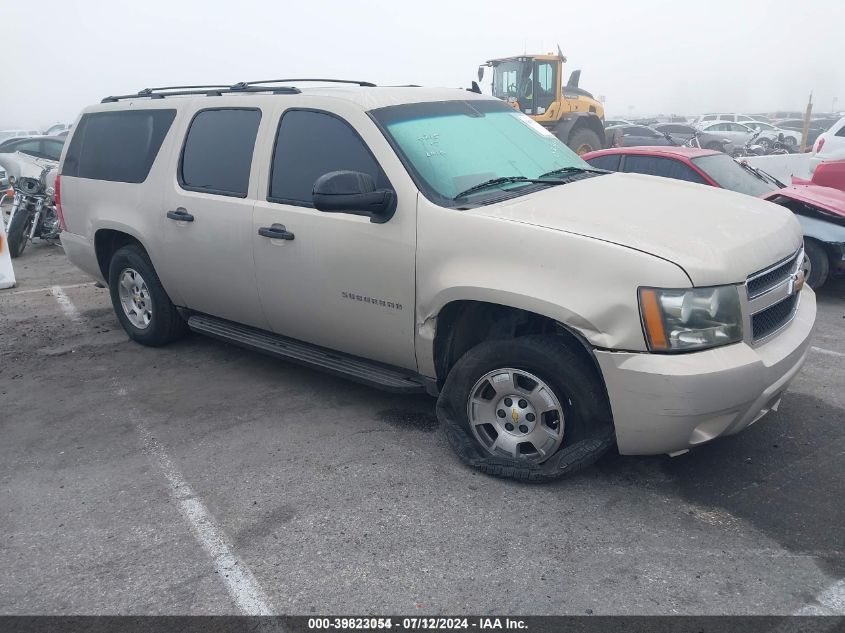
{"left": 117, "top": 268, "right": 153, "bottom": 330}
{"left": 466, "top": 368, "right": 565, "bottom": 463}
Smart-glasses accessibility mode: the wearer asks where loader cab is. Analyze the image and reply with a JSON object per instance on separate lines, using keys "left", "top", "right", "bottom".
{"left": 488, "top": 56, "right": 559, "bottom": 117}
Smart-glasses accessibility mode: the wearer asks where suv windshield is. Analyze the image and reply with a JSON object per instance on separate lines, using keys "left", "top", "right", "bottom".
{"left": 370, "top": 100, "right": 591, "bottom": 206}
{"left": 691, "top": 154, "right": 778, "bottom": 197}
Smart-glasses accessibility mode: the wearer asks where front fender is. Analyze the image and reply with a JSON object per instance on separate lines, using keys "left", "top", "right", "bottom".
{"left": 797, "top": 214, "right": 845, "bottom": 243}
{"left": 414, "top": 197, "right": 690, "bottom": 378}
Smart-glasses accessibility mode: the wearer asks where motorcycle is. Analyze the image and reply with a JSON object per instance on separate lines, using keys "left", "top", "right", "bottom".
{"left": 0, "top": 152, "right": 60, "bottom": 258}
{"left": 730, "top": 131, "right": 767, "bottom": 158}
{"left": 673, "top": 130, "right": 731, "bottom": 153}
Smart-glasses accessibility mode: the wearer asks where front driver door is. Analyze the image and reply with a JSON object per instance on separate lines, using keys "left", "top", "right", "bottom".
{"left": 252, "top": 106, "right": 417, "bottom": 370}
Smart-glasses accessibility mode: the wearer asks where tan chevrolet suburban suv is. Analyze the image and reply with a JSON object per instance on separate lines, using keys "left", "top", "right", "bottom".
{"left": 56, "top": 80, "right": 816, "bottom": 481}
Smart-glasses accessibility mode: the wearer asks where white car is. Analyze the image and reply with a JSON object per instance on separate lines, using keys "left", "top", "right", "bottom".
{"left": 0, "top": 128, "right": 41, "bottom": 143}
{"left": 691, "top": 113, "right": 757, "bottom": 125}
{"left": 810, "top": 115, "right": 845, "bottom": 172}
{"left": 694, "top": 121, "right": 756, "bottom": 148}
{"left": 743, "top": 121, "right": 800, "bottom": 148}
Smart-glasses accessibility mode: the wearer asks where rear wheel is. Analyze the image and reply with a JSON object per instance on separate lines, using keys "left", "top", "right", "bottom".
{"left": 437, "top": 334, "right": 615, "bottom": 482}
{"left": 802, "top": 240, "right": 829, "bottom": 290}
{"left": 108, "top": 245, "right": 187, "bottom": 346}
{"left": 7, "top": 209, "right": 33, "bottom": 258}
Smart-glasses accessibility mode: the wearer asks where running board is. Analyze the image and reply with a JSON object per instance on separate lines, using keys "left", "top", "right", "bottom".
{"left": 187, "top": 314, "right": 426, "bottom": 394}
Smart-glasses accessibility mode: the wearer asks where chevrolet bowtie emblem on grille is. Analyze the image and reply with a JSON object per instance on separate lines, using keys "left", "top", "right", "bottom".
{"left": 791, "top": 269, "right": 805, "bottom": 294}
{"left": 512, "top": 409, "right": 519, "bottom": 423}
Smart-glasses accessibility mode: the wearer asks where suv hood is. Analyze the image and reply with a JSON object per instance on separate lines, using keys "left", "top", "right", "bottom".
{"left": 475, "top": 172, "right": 802, "bottom": 286}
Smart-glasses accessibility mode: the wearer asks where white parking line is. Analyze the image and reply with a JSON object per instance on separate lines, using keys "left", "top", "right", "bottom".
{"left": 811, "top": 346, "right": 845, "bottom": 358}
{"left": 50, "top": 289, "right": 275, "bottom": 616}
{"left": 794, "top": 578, "right": 845, "bottom": 615}
{"left": 133, "top": 417, "right": 275, "bottom": 615}
{"left": 51, "top": 285, "right": 83, "bottom": 321}
{"left": 6, "top": 282, "right": 94, "bottom": 296}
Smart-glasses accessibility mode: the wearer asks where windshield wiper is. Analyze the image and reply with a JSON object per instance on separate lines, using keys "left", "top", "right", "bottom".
{"left": 738, "top": 162, "right": 786, "bottom": 188}
{"left": 453, "top": 176, "right": 556, "bottom": 200}
{"left": 538, "top": 166, "right": 607, "bottom": 179}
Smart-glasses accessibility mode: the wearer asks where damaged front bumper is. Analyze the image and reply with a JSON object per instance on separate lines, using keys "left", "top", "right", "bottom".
{"left": 594, "top": 287, "right": 816, "bottom": 455}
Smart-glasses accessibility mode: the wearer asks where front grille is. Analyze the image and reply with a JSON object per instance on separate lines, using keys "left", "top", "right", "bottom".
{"left": 752, "top": 293, "right": 798, "bottom": 340}
{"left": 746, "top": 250, "right": 802, "bottom": 298}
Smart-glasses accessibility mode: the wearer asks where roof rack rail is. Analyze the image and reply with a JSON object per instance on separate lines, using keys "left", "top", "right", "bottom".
{"left": 241, "top": 78, "right": 377, "bottom": 88}
{"left": 101, "top": 78, "right": 376, "bottom": 103}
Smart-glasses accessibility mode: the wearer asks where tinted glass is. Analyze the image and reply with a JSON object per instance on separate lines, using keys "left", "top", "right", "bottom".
{"left": 14, "top": 140, "right": 41, "bottom": 153}
{"left": 270, "top": 110, "right": 387, "bottom": 205}
{"left": 63, "top": 110, "right": 176, "bottom": 183}
{"left": 181, "top": 109, "right": 261, "bottom": 196}
{"left": 623, "top": 155, "right": 708, "bottom": 184}
{"left": 43, "top": 139, "right": 64, "bottom": 160}
{"left": 836, "top": 126, "right": 845, "bottom": 138}
{"left": 585, "top": 154, "right": 621, "bottom": 171}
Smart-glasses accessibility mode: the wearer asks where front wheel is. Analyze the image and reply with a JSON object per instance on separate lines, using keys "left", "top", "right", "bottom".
{"left": 802, "top": 240, "right": 829, "bottom": 290}
{"left": 564, "top": 128, "right": 603, "bottom": 155}
{"left": 437, "top": 335, "right": 615, "bottom": 482}
{"left": 6, "top": 207, "right": 33, "bottom": 258}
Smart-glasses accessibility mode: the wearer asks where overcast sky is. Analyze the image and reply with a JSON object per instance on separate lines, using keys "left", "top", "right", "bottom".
{"left": 2, "top": 0, "right": 843, "bottom": 129}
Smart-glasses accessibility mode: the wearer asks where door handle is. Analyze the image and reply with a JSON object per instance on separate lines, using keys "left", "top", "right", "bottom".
{"left": 166, "top": 208, "right": 194, "bottom": 222}
{"left": 258, "top": 223, "right": 295, "bottom": 241}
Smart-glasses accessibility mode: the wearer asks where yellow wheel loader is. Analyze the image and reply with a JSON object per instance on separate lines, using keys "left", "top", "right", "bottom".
{"left": 477, "top": 51, "right": 606, "bottom": 154}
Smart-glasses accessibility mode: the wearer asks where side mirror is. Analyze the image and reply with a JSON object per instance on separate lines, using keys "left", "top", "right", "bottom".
{"left": 477, "top": 66, "right": 485, "bottom": 82}
{"left": 312, "top": 171, "right": 395, "bottom": 223}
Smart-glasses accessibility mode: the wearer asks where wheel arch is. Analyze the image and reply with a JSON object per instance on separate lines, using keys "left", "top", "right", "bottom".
{"left": 93, "top": 224, "right": 184, "bottom": 306}
{"left": 555, "top": 113, "right": 607, "bottom": 149}
{"left": 429, "top": 299, "right": 608, "bottom": 399}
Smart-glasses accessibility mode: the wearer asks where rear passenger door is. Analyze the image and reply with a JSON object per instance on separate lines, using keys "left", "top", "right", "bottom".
{"left": 160, "top": 107, "right": 269, "bottom": 329}
{"left": 251, "top": 106, "right": 417, "bottom": 371}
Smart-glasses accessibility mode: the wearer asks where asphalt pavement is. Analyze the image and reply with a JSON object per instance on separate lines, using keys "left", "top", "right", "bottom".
{"left": 1, "top": 240, "right": 843, "bottom": 615}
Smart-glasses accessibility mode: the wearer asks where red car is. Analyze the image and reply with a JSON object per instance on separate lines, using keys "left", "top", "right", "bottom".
{"left": 582, "top": 146, "right": 845, "bottom": 289}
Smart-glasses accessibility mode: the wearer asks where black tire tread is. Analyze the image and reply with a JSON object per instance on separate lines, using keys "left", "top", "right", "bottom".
{"left": 437, "top": 334, "right": 615, "bottom": 483}
{"left": 804, "top": 239, "right": 829, "bottom": 290}
{"left": 7, "top": 210, "right": 32, "bottom": 258}
{"left": 108, "top": 244, "right": 187, "bottom": 346}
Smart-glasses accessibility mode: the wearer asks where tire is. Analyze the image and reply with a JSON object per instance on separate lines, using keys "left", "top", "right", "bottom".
{"left": 437, "top": 334, "right": 615, "bottom": 482}
{"left": 564, "top": 127, "right": 603, "bottom": 155}
{"left": 802, "top": 239, "right": 829, "bottom": 290}
{"left": 756, "top": 137, "right": 772, "bottom": 151}
{"left": 108, "top": 244, "right": 187, "bottom": 346}
{"left": 6, "top": 209, "right": 33, "bottom": 258}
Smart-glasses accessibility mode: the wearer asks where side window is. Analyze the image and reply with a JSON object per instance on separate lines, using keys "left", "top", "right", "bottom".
{"left": 537, "top": 63, "right": 554, "bottom": 93}
{"left": 703, "top": 115, "right": 717, "bottom": 121}
{"left": 269, "top": 110, "right": 388, "bottom": 206}
{"left": 180, "top": 109, "right": 261, "bottom": 197}
{"left": 14, "top": 140, "right": 42, "bottom": 155}
{"left": 585, "top": 154, "right": 621, "bottom": 171}
{"left": 835, "top": 126, "right": 845, "bottom": 138}
{"left": 43, "top": 140, "right": 64, "bottom": 161}
{"left": 63, "top": 109, "right": 176, "bottom": 183}
{"left": 624, "top": 155, "right": 708, "bottom": 184}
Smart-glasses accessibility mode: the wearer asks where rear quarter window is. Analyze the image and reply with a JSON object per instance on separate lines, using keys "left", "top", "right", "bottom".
{"left": 585, "top": 154, "right": 621, "bottom": 171}
{"left": 63, "top": 109, "right": 176, "bottom": 183}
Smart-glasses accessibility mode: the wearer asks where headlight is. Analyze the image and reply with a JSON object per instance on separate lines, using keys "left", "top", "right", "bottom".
{"left": 639, "top": 286, "right": 742, "bottom": 352}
